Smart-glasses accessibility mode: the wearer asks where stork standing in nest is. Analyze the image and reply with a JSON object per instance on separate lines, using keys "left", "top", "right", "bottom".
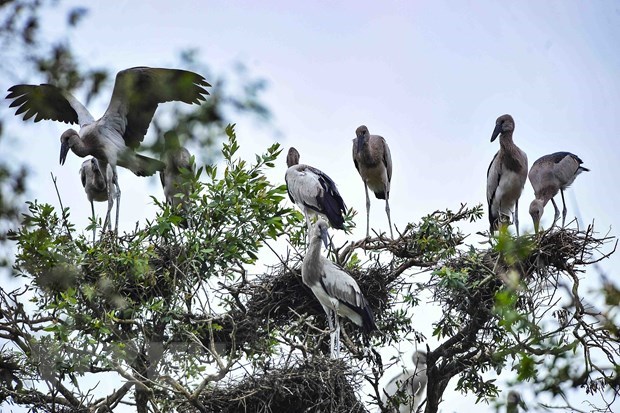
{"left": 487, "top": 114, "right": 528, "bottom": 236}
{"left": 285, "top": 147, "right": 347, "bottom": 232}
{"left": 352, "top": 125, "right": 393, "bottom": 238}
{"left": 302, "top": 219, "right": 376, "bottom": 358}
{"left": 528, "top": 152, "right": 589, "bottom": 232}
{"left": 160, "top": 131, "right": 195, "bottom": 221}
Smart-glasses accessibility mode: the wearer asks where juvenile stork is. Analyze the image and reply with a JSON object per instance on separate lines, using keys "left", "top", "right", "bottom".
{"left": 160, "top": 131, "right": 195, "bottom": 209}
{"left": 352, "top": 125, "right": 393, "bottom": 238}
{"left": 302, "top": 219, "right": 376, "bottom": 358}
{"left": 381, "top": 350, "right": 428, "bottom": 413}
{"left": 6, "top": 67, "right": 210, "bottom": 230}
{"left": 285, "top": 147, "right": 347, "bottom": 231}
{"left": 79, "top": 158, "right": 116, "bottom": 240}
{"left": 506, "top": 390, "right": 527, "bottom": 413}
{"left": 528, "top": 152, "right": 589, "bottom": 232}
{"left": 487, "top": 114, "right": 528, "bottom": 236}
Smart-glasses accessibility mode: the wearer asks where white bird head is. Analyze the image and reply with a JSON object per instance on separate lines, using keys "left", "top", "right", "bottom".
{"left": 491, "top": 114, "right": 515, "bottom": 142}
{"left": 312, "top": 219, "right": 331, "bottom": 250}
{"left": 286, "top": 147, "right": 300, "bottom": 167}
{"left": 59, "top": 128, "right": 80, "bottom": 165}
{"left": 529, "top": 199, "right": 544, "bottom": 233}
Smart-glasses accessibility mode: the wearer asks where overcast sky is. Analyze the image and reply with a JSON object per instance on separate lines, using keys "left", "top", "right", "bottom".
{"left": 2, "top": 1, "right": 619, "bottom": 412}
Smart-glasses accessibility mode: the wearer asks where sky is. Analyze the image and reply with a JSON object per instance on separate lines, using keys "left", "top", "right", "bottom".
{"left": 2, "top": 1, "right": 620, "bottom": 412}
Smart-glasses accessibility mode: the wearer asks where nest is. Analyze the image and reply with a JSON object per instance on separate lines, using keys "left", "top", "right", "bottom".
{"left": 199, "top": 257, "right": 394, "bottom": 354}
{"left": 190, "top": 357, "right": 369, "bottom": 413}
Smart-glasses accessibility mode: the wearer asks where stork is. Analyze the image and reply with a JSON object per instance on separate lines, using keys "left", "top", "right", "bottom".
{"left": 285, "top": 147, "right": 346, "bottom": 232}
{"left": 160, "top": 131, "right": 195, "bottom": 211}
{"left": 6, "top": 66, "right": 210, "bottom": 231}
{"left": 528, "top": 152, "right": 589, "bottom": 232}
{"left": 381, "top": 350, "right": 428, "bottom": 413}
{"left": 506, "top": 390, "right": 527, "bottom": 413}
{"left": 487, "top": 114, "right": 528, "bottom": 236}
{"left": 79, "top": 158, "right": 116, "bottom": 241}
{"left": 301, "top": 219, "right": 376, "bottom": 358}
{"left": 352, "top": 125, "right": 393, "bottom": 238}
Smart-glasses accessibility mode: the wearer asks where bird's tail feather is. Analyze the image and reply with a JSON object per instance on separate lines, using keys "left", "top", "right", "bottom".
{"left": 124, "top": 154, "right": 166, "bottom": 177}
{"left": 374, "top": 190, "right": 386, "bottom": 200}
{"left": 321, "top": 193, "right": 346, "bottom": 230}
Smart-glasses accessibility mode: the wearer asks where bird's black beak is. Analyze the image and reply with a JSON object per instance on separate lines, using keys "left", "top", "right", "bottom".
{"left": 491, "top": 123, "right": 502, "bottom": 142}
{"left": 356, "top": 134, "right": 365, "bottom": 153}
{"left": 59, "top": 141, "right": 70, "bottom": 165}
{"left": 319, "top": 225, "right": 330, "bottom": 250}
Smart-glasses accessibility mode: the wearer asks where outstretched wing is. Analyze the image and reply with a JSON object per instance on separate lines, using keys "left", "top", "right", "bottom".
{"left": 102, "top": 67, "right": 211, "bottom": 149}
{"left": 6, "top": 84, "right": 94, "bottom": 126}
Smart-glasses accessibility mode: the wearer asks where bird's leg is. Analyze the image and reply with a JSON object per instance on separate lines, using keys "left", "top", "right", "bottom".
{"left": 551, "top": 198, "right": 561, "bottom": 228}
{"left": 91, "top": 201, "right": 97, "bottom": 243}
{"left": 113, "top": 168, "right": 120, "bottom": 235}
{"left": 364, "top": 183, "right": 371, "bottom": 239}
{"left": 514, "top": 200, "right": 520, "bottom": 237}
{"left": 334, "top": 312, "right": 341, "bottom": 358}
{"left": 385, "top": 190, "right": 394, "bottom": 239}
{"left": 327, "top": 309, "right": 336, "bottom": 358}
{"left": 560, "top": 189, "right": 567, "bottom": 227}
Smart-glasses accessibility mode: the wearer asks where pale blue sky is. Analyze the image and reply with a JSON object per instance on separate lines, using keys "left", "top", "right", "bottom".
{"left": 2, "top": 1, "right": 619, "bottom": 412}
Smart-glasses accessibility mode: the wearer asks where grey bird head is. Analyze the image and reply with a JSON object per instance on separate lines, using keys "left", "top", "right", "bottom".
{"left": 413, "top": 350, "right": 427, "bottom": 367}
{"left": 491, "top": 114, "right": 515, "bottom": 142}
{"left": 529, "top": 199, "right": 544, "bottom": 233}
{"left": 506, "top": 390, "right": 527, "bottom": 411}
{"left": 286, "top": 147, "right": 300, "bottom": 168}
{"left": 355, "top": 125, "right": 370, "bottom": 152}
{"left": 59, "top": 129, "right": 80, "bottom": 165}
{"left": 314, "top": 219, "right": 330, "bottom": 250}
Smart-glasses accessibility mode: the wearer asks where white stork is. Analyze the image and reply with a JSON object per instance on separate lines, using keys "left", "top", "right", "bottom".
{"left": 285, "top": 147, "right": 347, "bottom": 232}
{"left": 79, "top": 158, "right": 116, "bottom": 240}
{"left": 381, "top": 350, "right": 428, "bottom": 413}
{"left": 352, "top": 125, "right": 394, "bottom": 238}
{"left": 487, "top": 114, "right": 528, "bottom": 236}
{"left": 6, "top": 67, "right": 210, "bottom": 231}
{"left": 301, "top": 219, "right": 376, "bottom": 358}
{"left": 528, "top": 152, "right": 589, "bottom": 232}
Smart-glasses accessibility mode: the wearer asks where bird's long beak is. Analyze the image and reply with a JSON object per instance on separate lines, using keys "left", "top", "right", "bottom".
{"left": 533, "top": 219, "right": 540, "bottom": 234}
{"left": 491, "top": 123, "right": 502, "bottom": 142}
{"left": 59, "top": 141, "right": 70, "bottom": 165}
{"left": 319, "top": 226, "right": 330, "bottom": 250}
{"left": 356, "top": 135, "right": 365, "bottom": 153}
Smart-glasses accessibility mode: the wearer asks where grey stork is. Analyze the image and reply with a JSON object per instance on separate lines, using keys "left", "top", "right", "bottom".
{"left": 381, "top": 350, "right": 428, "bottom": 413}
{"left": 285, "top": 147, "right": 346, "bottom": 232}
{"left": 528, "top": 152, "right": 589, "bottom": 232}
{"left": 6, "top": 67, "right": 210, "bottom": 231}
{"left": 506, "top": 390, "right": 527, "bottom": 413}
{"left": 352, "top": 125, "right": 393, "bottom": 238}
{"left": 79, "top": 157, "right": 116, "bottom": 240}
{"left": 302, "top": 219, "right": 376, "bottom": 358}
{"left": 487, "top": 114, "right": 528, "bottom": 236}
{"left": 160, "top": 131, "right": 195, "bottom": 210}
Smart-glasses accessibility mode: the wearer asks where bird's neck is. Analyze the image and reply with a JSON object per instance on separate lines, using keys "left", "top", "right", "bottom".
{"left": 302, "top": 237, "right": 323, "bottom": 284}
{"left": 499, "top": 132, "right": 516, "bottom": 148}
{"left": 70, "top": 135, "right": 91, "bottom": 158}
